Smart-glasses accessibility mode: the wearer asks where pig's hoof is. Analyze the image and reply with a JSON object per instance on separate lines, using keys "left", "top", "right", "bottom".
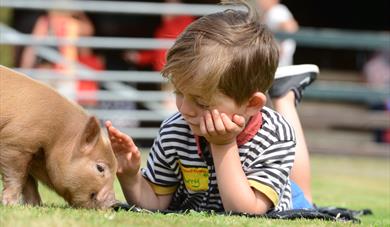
{"left": 2, "top": 197, "right": 21, "bottom": 206}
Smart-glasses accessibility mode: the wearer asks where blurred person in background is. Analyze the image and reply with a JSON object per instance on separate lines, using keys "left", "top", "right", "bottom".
{"left": 19, "top": 10, "right": 103, "bottom": 106}
{"left": 11, "top": 10, "right": 43, "bottom": 67}
{"left": 363, "top": 50, "right": 390, "bottom": 144}
{"left": 256, "top": 0, "right": 298, "bottom": 66}
{"left": 123, "top": 0, "right": 195, "bottom": 73}
{"left": 123, "top": 0, "right": 195, "bottom": 113}
{"left": 88, "top": 0, "right": 162, "bottom": 132}
{"left": 363, "top": 50, "right": 390, "bottom": 88}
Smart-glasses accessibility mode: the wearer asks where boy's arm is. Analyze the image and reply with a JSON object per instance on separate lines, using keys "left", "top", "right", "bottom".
{"left": 211, "top": 143, "right": 272, "bottom": 214}
{"left": 117, "top": 171, "right": 172, "bottom": 210}
{"left": 105, "top": 121, "right": 172, "bottom": 210}
{"left": 200, "top": 110, "right": 274, "bottom": 214}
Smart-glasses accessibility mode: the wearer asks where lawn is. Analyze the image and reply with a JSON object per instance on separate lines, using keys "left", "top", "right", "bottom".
{"left": 1, "top": 153, "right": 389, "bottom": 227}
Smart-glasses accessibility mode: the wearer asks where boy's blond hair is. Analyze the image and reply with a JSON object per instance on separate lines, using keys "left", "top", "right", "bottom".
{"left": 162, "top": 0, "right": 279, "bottom": 105}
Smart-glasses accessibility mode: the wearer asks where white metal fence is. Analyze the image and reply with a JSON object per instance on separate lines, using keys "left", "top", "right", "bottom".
{"left": 1, "top": 0, "right": 389, "bottom": 144}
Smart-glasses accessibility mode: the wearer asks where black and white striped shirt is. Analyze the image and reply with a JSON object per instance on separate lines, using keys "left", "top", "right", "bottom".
{"left": 141, "top": 106, "right": 296, "bottom": 212}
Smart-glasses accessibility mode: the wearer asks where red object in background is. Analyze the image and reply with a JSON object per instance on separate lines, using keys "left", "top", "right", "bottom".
{"left": 383, "top": 129, "right": 390, "bottom": 144}
{"left": 136, "top": 15, "right": 195, "bottom": 71}
{"left": 382, "top": 100, "right": 390, "bottom": 144}
{"left": 77, "top": 54, "right": 105, "bottom": 106}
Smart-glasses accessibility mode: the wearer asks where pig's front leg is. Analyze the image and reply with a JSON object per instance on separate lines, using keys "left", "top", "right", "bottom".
{"left": 22, "top": 175, "right": 42, "bottom": 206}
{"left": 1, "top": 150, "right": 33, "bottom": 205}
{"left": 2, "top": 179, "right": 23, "bottom": 205}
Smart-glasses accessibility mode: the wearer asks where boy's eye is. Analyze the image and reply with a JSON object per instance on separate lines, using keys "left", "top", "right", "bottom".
{"left": 194, "top": 100, "right": 209, "bottom": 109}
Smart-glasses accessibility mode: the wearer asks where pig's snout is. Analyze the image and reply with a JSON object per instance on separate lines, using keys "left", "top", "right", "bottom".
{"left": 96, "top": 186, "right": 117, "bottom": 209}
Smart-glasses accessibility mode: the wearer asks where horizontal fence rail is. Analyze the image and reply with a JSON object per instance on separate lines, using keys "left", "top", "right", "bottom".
{"left": 306, "top": 82, "right": 390, "bottom": 104}
{"left": 1, "top": 23, "right": 389, "bottom": 51}
{"left": 16, "top": 68, "right": 164, "bottom": 83}
{"left": 0, "top": 24, "right": 175, "bottom": 50}
{"left": 0, "top": 0, "right": 236, "bottom": 16}
{"left": 274, "top": 29, "right": 390, "bottom": 51}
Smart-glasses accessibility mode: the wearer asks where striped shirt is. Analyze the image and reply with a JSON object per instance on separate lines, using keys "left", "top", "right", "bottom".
{"left": 141, "top": 106, "right": 296, "bottom": 212}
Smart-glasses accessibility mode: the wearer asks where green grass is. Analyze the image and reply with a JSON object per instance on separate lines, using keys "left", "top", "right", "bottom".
{"left": 0, "top": 8, "right": 14, "bottom": 67}
{"left": 1, "top": 154, "right": 389, "bottom": 226}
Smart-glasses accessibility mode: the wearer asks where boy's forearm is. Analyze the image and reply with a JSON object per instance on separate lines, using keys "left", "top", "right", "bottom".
{"left": 210, "top": 143, "right": 272, "bottom": 214}
{"left": 117, "top": 172, "right": 171, "bottom": 210}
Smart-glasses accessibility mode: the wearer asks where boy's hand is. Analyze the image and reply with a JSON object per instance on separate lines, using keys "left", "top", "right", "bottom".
{"left": 200, "top": 109, "right": 245, "bottom": 146}
{"left": 105, "top": 121, "right": 141, "bottom": 177}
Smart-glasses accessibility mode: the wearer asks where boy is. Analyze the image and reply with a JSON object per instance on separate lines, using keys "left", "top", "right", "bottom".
{"left": 106, "top": 0, "right": 316, "bottom": 214}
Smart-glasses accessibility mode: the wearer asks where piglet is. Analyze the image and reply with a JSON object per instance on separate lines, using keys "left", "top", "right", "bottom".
{"left": 0, "top": 65, "right": 118, "bottom": 209}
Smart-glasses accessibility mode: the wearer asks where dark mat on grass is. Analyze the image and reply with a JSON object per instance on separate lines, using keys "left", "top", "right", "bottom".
{"left": 112, "top": 203, "right": 372, "bottom": 223}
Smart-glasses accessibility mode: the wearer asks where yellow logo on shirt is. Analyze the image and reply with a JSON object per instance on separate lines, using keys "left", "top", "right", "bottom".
{"left": 180, "top": 164, "right": 209, "bottom": 191}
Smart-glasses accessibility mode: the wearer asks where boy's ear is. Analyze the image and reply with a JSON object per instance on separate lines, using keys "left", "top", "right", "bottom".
{"left": 80, "top": 116, "right": 101, "bottom": 154}
{"left": 244, "top": 92, "right": 267, "bottom": 116}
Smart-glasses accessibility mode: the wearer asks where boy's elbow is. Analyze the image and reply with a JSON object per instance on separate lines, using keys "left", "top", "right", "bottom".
{"left": 246, "top": 200, "right": 272, "bottom": 215}
{"left": 253, "top": 200, "right": 273, "bottom": 215}
{"left": 156, "top": 194, "right": 172, "bottom": 210}
{"left": 224, "top": 202, "right": 270, "bottom": 215}
{"left": 224, "top": 191, "right": 273, "bottom": 215}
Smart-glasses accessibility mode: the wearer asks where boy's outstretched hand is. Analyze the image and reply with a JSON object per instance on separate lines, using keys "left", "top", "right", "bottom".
{"left": 200, "top": 109, "right": 245, "bottom": 146}
{"left": 105, "top": 121, "right": 141, "bottom": 177}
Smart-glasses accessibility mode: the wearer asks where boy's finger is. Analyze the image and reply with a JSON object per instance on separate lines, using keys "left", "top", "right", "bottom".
{"left": 126, "top": 152, "right": 133, "bottom": 161}
{"left": 110, "top": 126, "right": 123, "bottom": 138}
{"left": 133, "top": 148, "right": 141, "bottom": 159}
{"left": 232, "top": 114, "right": 246, "bottom": 127}
{"left": 211, "top": 109, "right": 226, "bottom": 134}
{"left": 204, "top": 111, "right": 216, "bottom": 135}
{"left": 221, "top": 113, "right": 236, "bottom": 132}
{"left": 126, "top": 135, "right": 136, "bottom": 147}
{"left": 105, "top": 121, "right": 113, "bottom": 135}
{"left": 107, "top": 124, "right": 120, "bottom": 136}
{"left": 105, "top": 120, "right": 112, "bottom": 128}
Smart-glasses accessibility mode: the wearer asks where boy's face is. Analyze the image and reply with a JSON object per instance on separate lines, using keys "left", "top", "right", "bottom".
{"left": 175, "top": 89, "right": 247, "bottom": 136}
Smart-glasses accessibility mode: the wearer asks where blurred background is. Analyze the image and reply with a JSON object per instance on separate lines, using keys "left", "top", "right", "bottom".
{"left": 0, "top": 0, "right": 389, "bottom": 157}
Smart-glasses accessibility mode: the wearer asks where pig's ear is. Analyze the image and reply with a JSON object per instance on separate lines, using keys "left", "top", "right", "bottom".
{"left": 80, "top": 116, "right": 101, "bottom": 153}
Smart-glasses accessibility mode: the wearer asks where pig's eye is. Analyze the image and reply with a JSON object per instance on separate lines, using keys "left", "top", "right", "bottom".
{"left": 90, "top": 192, "right": 96, "bottom": 200}
{"left": 96, "top": 164, "right": 105, "bottom": 173}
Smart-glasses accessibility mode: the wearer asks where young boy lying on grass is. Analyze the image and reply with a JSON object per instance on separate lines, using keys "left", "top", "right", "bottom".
{"left": 106, "top": 0, "right": 317, "bottom": 214}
